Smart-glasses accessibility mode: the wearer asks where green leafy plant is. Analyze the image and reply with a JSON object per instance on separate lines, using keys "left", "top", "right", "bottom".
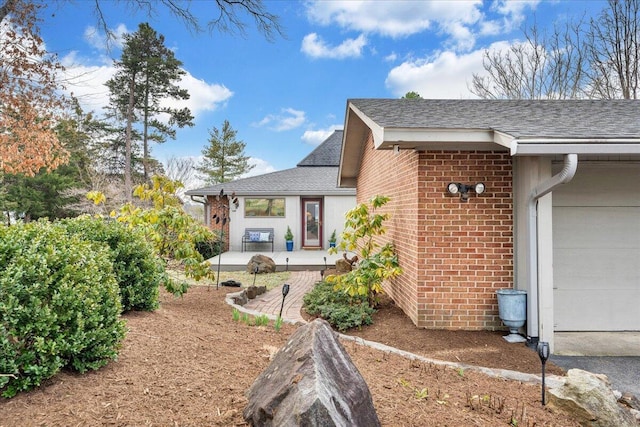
{"left": 254, "top": 314, "right": 269, "bottom": 326}
{"left": 327, "top": 195, "right": 403, "bottom": 307}
{"left": 241, "top": 313, "right": 250, "bottom": 325}
{"left": 274, "top": 316, "right": 283, "bottom": 332}
{"left": 60, "top": 216, "right": 166, "bottom": 312}
{"left": 415, "top": 387, "right": 429, "bottom": 400}
{"left": 232, "top": 308, "right": 240, "bottom": 322}
{"left": 284, "top": 226, "right": 293, "bottom": 241}
{"left": 302, "top": 280, "right": 375, "bottom": 331}
{"left": 89, "top": 176, "right": 217, "bottom": 296}
{"left": 0, "top": 221, "right": 126, "bottom": 398}
{"left": 329, "top": 229, "right": 337, "bottom": 244}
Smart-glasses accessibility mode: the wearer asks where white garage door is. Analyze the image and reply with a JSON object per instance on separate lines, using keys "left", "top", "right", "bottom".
{"left": 553, "top": 163, "right": 640, "bottom": 331}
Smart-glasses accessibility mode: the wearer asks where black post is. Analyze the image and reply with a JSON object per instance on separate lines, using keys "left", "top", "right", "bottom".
{"left": 279, "top": 284, "right": 290, "bottom": 318}
{"left": 285, "top": 257, "right": 289, "bottom": 271}
{"left": 324, "top": 256, "right": 327, "bottom": 270}
{"left": 252, "top": 266, "right": 258, "bottom": 287}
{"left": 216, "top": 229, "right": 223, "bottom": 290}
{"left": 537, "top": 342, "right": 550, "bottom": 405}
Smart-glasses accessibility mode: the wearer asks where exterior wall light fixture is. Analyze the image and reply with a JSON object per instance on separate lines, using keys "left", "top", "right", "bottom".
{"left": 447, "top": 182, "right": 485, "bottom": 202}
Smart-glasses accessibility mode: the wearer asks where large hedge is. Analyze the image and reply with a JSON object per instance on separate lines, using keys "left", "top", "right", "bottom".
{"left": 0, "top": 221, "right": 126, "bottom": 398}
{"left": 61, "top": 216, "right": 166, "bottom": 312}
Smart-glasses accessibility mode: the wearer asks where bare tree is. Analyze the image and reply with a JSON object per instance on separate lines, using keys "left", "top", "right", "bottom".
{"left": 91, "top": 0, "right": 284, "bottom": 46}
{"left": 470, "top": 20, "right": 588, "bottom": 99}
{"left": 586, "top": 0, "right": 640, "bottom": 99}
{"left": 471, "top": 1, "right": 640, "bottom": 100}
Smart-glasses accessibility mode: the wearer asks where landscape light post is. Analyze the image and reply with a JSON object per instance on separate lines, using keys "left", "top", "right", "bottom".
{"left": 279, "top": 284, "right": 290, "bottom": 318}
{"left": 537, "top": 342, "right": 550, "bottom": 405}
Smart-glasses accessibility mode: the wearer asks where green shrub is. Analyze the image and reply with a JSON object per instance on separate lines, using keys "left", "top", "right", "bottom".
{"left": 194, "top": 236, "right": 223, "bottom": 261}
{"left": 0, "top": 221, "right": 126, "bottom": 398}
{"left": 61, "top": 216, "right": 165, "bottom": 312}
{"left": 303, "top": 280, "right": 375, "bottom": 331}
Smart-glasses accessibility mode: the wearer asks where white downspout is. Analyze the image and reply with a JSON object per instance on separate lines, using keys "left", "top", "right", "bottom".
{"left": 526, "top": 153, "right": 578, "bottom": 341}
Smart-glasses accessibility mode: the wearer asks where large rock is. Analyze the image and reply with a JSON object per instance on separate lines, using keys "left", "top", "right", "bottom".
{"left": 547, "top": 369, "right": 637, "bottom": 427}
{"left": 243, "top": 318, "right": 380, "bottom": 427}
{"left": 247, "top": 254, "right": 276, "bottom": 274}
{"left": 335, "top": 258, "right": 352, "bottom": 274}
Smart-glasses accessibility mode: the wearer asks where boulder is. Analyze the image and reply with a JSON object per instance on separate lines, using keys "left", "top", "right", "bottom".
{"left": 247, "top": 254, "right": 276, "bottom": 274}
{"left": 231, "top": 290, "right": 248, "bottom": 306}
{"left": 547, "top": 369, "right": 637, "bottom": 427}
{"left": 246, "top": 286, "right": 258, "bottom": 300}
{"left": 243, "top": 318, "right": 380, "bottom": 427}
{"left": 335, "top": 258, "right": 352, "bottom": 274}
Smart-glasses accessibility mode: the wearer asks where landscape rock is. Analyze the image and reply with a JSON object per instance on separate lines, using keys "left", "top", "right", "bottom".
{"left": 246, "top": 286, "right": 258, "bottom": 299}
{"left": 335, "top": 258, "right": 352, "bottom": 273}
{"left": 243, "top": 318, "right": 380, "bottom": 427}
{"left": 221, "top": 280, "right": 242, "bottom": 287}
{"left": 256, "top": 285, "right": 267, "bottom": 295}
{"left": 247, "top": 254, "right": 276, "bottom": 274}
{"left": 230, "top": 289, "right": 248, "bottom": 306}
{"left": 547, "top": 369, "right": 637, "bottom": 427}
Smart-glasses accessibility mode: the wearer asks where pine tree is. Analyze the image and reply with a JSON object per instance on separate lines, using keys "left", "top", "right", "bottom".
{"left": 197, "top": 120, "right": 254, "bottom": 184}
{"left": 105, "top": 22, "right": 193, "bottom": 200}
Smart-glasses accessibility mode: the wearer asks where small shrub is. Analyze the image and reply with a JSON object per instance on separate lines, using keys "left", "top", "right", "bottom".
{"left": 254, "top": 314, "right": 269, "bottom": 326}
{"left": 274, "top": 316, "right": 283, "bottom": 332}
{"left": 61, "top": 216, "right": 166, "bottom": 312}
{"left": 0, "top": 221, "right": 126, "bottom": 398}
{"left": 303, "top": 281, "right": 375, "bottom": 331}
{"left": 232, "top": 308, "right": 240, "bottom": 322}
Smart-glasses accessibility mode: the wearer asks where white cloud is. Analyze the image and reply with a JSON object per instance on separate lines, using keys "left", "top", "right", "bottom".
{"left": 304, "top": 0, "right": 544, "bottom": 53}
{"left": 243, "top": 158, "right": 277, "bottom": 177}
{"left": 301, "top": 33, "right": 367, "bottom": 59}
{"left": 254, "top": 108, "right": 306, "bottom": 131}
{"left": 301, "top": 125, "right": 342, "bottom": 146}
{"left": 385, "top": 48, "right": 490, "bottom": 99}
{"left": 59, "top": 51, "right": 232, "bottom": 116}
{"left": 305, "top": 0, "right": 483, "bottom": 49}
{"left": 83, "top": 24, "right": 128, "bottom": 51}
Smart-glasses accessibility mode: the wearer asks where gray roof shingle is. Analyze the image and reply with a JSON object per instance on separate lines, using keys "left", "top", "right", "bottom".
{"left": 349, "top": 99, "right": 640, "bottom": 138}
{"left": 185, "top": 130, "right": 354, "bottom": 197}
{"left": 297, "top": 130, "right": 343, "bottom": 166}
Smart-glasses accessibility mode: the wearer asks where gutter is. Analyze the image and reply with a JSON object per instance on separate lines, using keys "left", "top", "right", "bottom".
{"left": 526, "top": 153, "right": 578, "bottom": 342}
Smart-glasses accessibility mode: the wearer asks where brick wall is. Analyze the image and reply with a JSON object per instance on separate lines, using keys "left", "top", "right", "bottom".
{"left": 207, "top": 195, "right": 230, "bottom": 252}
{"left": 356, "top": 132, "right": 513, "bottom": 330}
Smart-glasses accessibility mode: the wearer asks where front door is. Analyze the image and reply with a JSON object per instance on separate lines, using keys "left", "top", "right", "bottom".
{"left": 302, "top": 198, "right": 322, "bottom": 248}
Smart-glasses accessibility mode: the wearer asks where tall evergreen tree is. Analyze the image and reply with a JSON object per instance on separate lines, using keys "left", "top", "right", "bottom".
{"left": 197, "top": 120, "right": 254, "bottom": 184}
{"left": 105, "top": 22, "right": 194, "bottom": 200}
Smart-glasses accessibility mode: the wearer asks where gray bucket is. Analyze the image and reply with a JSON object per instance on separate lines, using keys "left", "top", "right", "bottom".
{"left": 496, "top": 289, "right": 527, "bottom": 342}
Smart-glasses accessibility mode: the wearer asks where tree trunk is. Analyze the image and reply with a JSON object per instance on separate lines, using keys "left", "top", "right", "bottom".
{"left": 124, "top": 75, "right": 136, "bottom": 202}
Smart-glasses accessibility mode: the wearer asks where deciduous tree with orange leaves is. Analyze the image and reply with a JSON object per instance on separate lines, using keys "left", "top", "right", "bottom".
{"left": 0, "top": 0, "right": 68, "bottom": 176}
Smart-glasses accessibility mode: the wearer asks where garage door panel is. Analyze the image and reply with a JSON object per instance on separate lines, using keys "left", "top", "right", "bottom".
{"left": 555, "top": 248, "right": 640, "bottom": 290}
{"left": 555, "top": 289, "right": 640, "bottom": 331}
{"left": 553, "top": 163, "right": 640, "bottom": 332}
{"left": 554, "top": 207, "right": 640, "bottom": 249}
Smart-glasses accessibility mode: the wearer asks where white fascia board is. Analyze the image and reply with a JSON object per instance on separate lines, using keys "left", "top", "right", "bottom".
{"left": 514, "top": 141, "right": 640, "bottom": 155}
{"left": 377, "top": 128, "right": 503, "bottom": 152}
{"left": 348, "top": 104, "right": 384, "bottom": 148}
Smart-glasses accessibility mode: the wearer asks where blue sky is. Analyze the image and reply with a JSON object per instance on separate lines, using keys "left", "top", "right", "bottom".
{"left": 38, "top": 0, "right": 604, "bottom": 184}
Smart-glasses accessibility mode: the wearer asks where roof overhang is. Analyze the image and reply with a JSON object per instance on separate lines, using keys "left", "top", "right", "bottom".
{"left": 339, "top": 101, "right": 640, "bottom": 187}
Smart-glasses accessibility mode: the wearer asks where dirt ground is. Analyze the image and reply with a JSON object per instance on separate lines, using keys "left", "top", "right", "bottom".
{"left": 0, "top": 286, "right": 579, "bottom": 427}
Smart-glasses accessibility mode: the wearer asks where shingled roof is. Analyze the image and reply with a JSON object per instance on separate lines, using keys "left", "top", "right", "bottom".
{"left": 186, "top": 130, "right": 354, "bottom": 197}
{"left": 348, "top": 99, "right": 640, "bottom": 138}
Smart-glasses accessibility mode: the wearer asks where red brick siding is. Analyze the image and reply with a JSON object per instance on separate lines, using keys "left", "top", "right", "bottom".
{"left": 356, "top": 133, "right": 513, "bottom": 330}
{"left": 207, "top": 195, "right": 230, "bottom": 251}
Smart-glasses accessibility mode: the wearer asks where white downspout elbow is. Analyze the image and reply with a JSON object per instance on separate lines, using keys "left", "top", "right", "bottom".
{"left": 527, "top": 153, "right": 578, "bottom": 341}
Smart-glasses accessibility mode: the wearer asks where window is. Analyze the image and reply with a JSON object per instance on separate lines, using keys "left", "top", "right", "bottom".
{"left": 244, "top": 198, "right": 285, "bottom": 217}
